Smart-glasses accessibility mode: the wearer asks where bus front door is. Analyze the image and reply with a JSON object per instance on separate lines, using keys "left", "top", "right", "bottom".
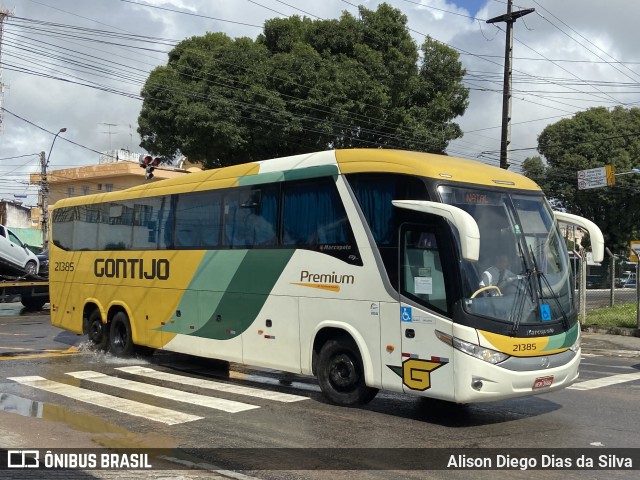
{"left": 398, "top": 225, "right": 454, "bottom": 400}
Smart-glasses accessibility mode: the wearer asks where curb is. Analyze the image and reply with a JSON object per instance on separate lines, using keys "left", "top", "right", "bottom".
{"left": 581, "top": 325, "right": 640, "bottom": 337}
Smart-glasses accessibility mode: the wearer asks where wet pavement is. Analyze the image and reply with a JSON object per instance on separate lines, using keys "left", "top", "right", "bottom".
{"left": 1, "top": 302, "right": 640, "bottom": 480}
{"left": 581, "top": 330, "right": 640, "bottom": 357}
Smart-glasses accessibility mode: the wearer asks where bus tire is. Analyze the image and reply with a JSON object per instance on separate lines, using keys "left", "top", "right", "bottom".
{"left": 87, "top": 309, "right": 109, "bottom": 351}
{"left": 317, "top": 338, "right": 378, "bottom": 406}
{"left": 109, "top": 311, "right": 135, "bottom": 357}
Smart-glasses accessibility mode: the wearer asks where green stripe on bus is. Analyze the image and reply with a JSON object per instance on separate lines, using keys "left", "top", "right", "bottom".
{"left": 158, "top": 250, "right": 248, "bottom": 336}
{"left": 195, "top": 249, "right": 295, "bottom": 339}
{"left": 282, "top": 165, "right": 338, "bottom": 181}
{"left": 161, "top": 249, "right": 295, "bottom": 339}
{"left": 238, "top": 171, "right": 285, "bottom": 186}
{"left": 544, "top": 323, "right": 579, "bottom": 351}
{"left": 237, "top": 165, "right": 338, "bottom": 186}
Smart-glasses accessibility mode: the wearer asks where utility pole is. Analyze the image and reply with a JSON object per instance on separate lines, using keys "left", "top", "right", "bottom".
{"left": 39, "top": 151, "right": 48, "bottom": 247}
{"left": 486, "top": 0, "right": 534, "bottom": 170}
{"left": 41, "top": 127, "right": 66, "bottom": 247}
{"left": 0, "top": 7, "right": 15, "bottom": 135}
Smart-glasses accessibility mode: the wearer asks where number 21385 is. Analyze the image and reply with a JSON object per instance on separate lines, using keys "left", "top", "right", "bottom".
{"left": 54, "top": 262, "right": 75, "bottom": 272}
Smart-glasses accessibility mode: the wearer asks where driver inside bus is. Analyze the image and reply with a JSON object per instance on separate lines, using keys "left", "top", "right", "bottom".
{"left": 480, "top": 254, "right": 516, "bottom": 293}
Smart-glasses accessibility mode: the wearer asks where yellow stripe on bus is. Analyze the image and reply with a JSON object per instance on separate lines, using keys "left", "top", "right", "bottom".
{"left": 478, "top": 330, "right": 568, "bottom": 357}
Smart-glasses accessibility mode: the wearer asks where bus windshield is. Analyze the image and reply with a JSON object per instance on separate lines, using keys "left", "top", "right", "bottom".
{"left": 438, "top": 186, "right": 573, "bottom": 327}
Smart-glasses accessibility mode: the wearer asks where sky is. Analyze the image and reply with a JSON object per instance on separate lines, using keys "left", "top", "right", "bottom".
{"left": 1, "top": 0, "right": 639, "bottom": 206}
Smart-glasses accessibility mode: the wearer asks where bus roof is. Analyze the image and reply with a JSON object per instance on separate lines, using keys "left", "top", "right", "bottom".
{"left": 53, "top": 149, "right": 540, "bottom": 207}
{"left": 335, "top": 149, "right": 540, "bottom": 191}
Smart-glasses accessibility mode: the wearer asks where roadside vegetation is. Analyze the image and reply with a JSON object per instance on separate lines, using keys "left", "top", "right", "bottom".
{"left": 584, "top": 303, "right": 638, "bottom": 329}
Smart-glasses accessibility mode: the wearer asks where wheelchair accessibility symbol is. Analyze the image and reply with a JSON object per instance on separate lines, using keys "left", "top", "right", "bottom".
{"left": 401, "top": 306, "right": 413, "bottom": 322}
{"left": 540, "top": 303, "right": 552, "bottom": 321}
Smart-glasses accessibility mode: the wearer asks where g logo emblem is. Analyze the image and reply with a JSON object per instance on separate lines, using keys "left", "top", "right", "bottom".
{"left": 402, "top": 358, "right": 446, "bottom": 391}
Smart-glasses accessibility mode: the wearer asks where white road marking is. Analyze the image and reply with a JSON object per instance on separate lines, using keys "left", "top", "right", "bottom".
{"left": 580, "top": 362, "right": 636, "bottom": 370}
{"left": 7, "top": 376, "right": 201, "bottom": 425}
{"left": 568, "top": 371, "right": 640, "bottom": 390}
{"left": 67, "top": 370, "right": 260, "bottom": 413}
{"left": 116, "top": 365, "right": 308, "bottom": 403}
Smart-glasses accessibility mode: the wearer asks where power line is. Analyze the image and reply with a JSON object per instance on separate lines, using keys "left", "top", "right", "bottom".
{"left": 4, "top": 2, "right": 639, "bottom": 170}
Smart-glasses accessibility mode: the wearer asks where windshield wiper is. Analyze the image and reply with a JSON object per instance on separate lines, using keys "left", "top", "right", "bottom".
{"left": 510, "top": 242, "right": 535, "bottom": 336}
{"left": 529, "top": 245, "right": 569, "bottom": 331}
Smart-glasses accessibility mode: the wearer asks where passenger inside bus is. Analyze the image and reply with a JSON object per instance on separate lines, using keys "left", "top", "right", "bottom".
{"left": 479, "top": 254, "right": 516, "bottom": 293}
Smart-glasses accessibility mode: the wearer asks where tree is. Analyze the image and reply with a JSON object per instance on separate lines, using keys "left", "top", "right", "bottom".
{"left": 522, "top": 106, "right": 640, "bottom": 251}
{"left": 138, "top": 3, "right": 469, "bottom": 168}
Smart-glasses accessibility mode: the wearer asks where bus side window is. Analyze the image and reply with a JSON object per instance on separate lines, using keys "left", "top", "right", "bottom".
{"left": 282, "top": 178, "right": 350, "bottom": 247}
{"left": 175, "top": 191, "right": 222, "bottom": 248}
{"left": 224, "top": 186, "right": 278, "bottom": 248}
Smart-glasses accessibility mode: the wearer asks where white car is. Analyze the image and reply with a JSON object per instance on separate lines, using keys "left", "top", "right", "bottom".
{"left": 0, "top": 224, "right": 40, "bottom": 276}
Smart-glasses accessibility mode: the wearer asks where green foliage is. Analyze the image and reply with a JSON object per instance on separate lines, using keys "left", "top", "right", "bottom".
{"left": 522, "top": 106, "right": 640, "bottom": 251}
{"left": 585, "top": 303, "right": 638, "bottom": 329}
{"left": 138, "top": 3, "right": 469, "bottom": 168}
{"left": 521, "top": 156, "right": 545, "bottom": 185}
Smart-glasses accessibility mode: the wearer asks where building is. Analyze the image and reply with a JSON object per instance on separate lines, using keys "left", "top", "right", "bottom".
{"left": 0, "top": 200, "right": 32, "bottom": 229}
{"left": 30, "top": 151, "right": 200, "bottom": 205}
{"left": 29, "top": 150, "right": 201, "bottom": 234}
{"left": 0, "top": 200, "right": 42, "bottom": 248}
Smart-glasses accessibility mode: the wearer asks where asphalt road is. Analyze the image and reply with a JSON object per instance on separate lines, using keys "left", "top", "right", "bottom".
{"left": 1, "top": 304, "right": 639, "bottom": 480}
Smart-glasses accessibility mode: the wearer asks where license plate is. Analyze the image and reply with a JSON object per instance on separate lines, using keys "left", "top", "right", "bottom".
{"left": 533, "top": 376, "right": 554, "bottom": 389}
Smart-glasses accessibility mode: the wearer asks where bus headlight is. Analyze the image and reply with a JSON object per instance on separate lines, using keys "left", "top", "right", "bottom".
{"left": 436, "top": 330, "right": 509, "bottom": 364}
{"left": 569, "top": 336, "right": 581, "bottom": 353}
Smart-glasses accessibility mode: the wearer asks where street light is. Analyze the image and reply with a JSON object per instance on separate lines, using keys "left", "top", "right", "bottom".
{"left": 46, "top": 127, "right": 67, "bottom": 167}
{"left": 41, "top": 127, "right": 67, "bottom": 248}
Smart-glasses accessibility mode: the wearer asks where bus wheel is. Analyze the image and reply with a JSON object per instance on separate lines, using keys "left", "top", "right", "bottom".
{"left": 109, "top": 311, "right": 134, "bottom": 357}
{"left": 87, "top": 310, "right": 109, "bottom": 351}
{"left": 317, "top": 338, "right": 378, "bottom": 406}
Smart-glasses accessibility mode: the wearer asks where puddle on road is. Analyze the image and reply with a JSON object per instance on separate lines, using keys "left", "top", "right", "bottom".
{"left": 0, "top": 392, "right": 44, "bottom": 418}
{"left": 0, "top": 392, "right": 175, "bottom": 449}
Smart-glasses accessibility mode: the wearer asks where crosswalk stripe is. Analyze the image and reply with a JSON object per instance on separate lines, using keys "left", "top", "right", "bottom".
{"left": 116, "top": 366, "right": 308, "bottom": 403}
{"left": 7, "top": 376, "right": 202, "bottom": 425}
{"left": 67, "top": 371, "right": 260, "bottom": 413}
{"left": 568, "top": 371, "right": 640, "bottom": 390}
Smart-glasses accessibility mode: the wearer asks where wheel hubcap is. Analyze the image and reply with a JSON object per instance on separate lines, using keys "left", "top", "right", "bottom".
{"left": 329, "top": 353, "right": 357, "bottom": 390}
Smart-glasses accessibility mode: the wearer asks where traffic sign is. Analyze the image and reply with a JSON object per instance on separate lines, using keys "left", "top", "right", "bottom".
{"left": 630, "top": 241, "right": 640, "bottom": 262}
{"left": 577, "top": 165, "right": 615, "bottom": 190}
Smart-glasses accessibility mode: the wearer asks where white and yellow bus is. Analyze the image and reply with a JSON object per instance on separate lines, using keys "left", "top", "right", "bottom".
{"left": 49, "top": 149, "right": 603, "bottom": 405}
